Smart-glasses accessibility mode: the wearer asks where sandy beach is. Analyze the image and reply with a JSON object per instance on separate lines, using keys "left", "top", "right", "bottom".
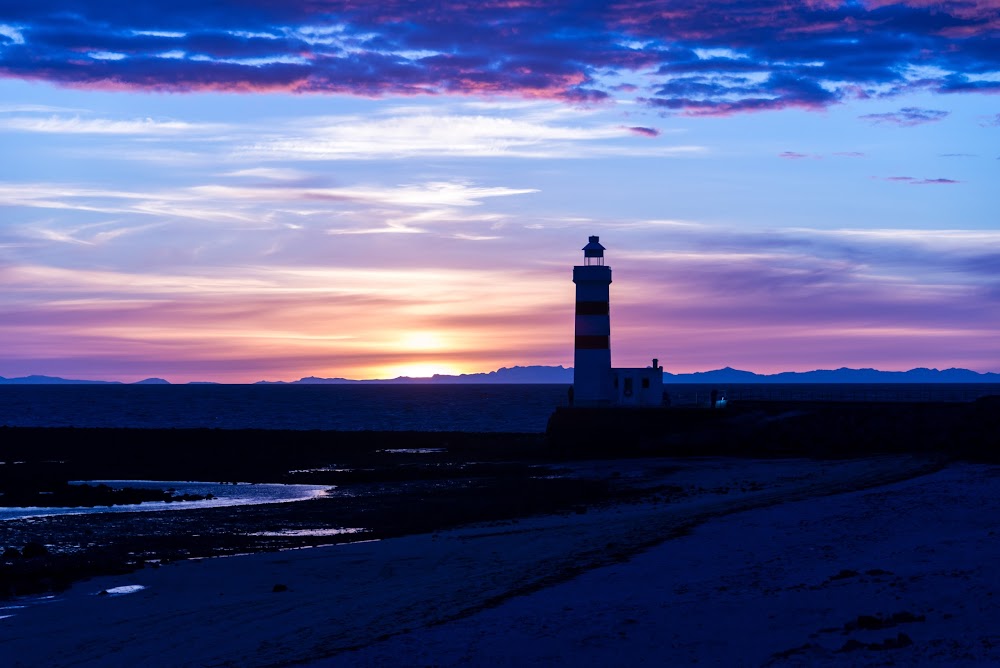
{"left": 5, "top": 454, "right": 996, "bottom": 666}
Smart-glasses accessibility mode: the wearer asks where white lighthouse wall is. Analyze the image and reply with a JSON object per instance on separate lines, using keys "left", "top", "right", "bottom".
{"left": 574, "top": 349, "right": 613, "bottom": 404}
{"left": 574, "top": 315, "right": 610, "bottom": 335}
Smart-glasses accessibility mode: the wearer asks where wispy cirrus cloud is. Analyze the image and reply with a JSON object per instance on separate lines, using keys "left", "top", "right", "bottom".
{"left": 243, "top": 108, "right": 698, "bottom": 160}
{"left": 0, "top": 114, "right": 222, "bottom": 134}
{"left": 0, "top": 179, "right": 537, "bottom": 229}
{"left": 2, "top": 210, "right": 998, "bottom": 380}
{"left": 0, "top": 178, "right": 539, "bottom": 268}
{"left": 607, "top": 220, "right": 1000, "bottom": 371}
{"left": 778, "top": 151, "right": 820, "bottom": 160}
{"left": 876, "top": 175, "right": 960, "bottom": 184}
{"left": 0, "top": 2, "right": 997, "bottom": 114}
{"left": 859, "top": 106, "right": 950, "bottom": 126}
{"left": 0, "top": 260, "right": 569, "bottom": 381}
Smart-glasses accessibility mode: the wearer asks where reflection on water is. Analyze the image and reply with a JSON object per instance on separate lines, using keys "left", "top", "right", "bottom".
{"left": 0, "top": 480, "right": 331, "bottom": 521}
{"left": 98, "top": 585, "right": 146, "bottom": 597}
{"left": 247, "top": 528, "right": 368, "bottom": 537}
{"left": 379, "top": 448, "right": 446, "bottom": 454}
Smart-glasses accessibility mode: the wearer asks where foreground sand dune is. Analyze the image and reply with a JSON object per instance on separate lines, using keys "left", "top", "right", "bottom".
{"left": 3, "top": 456, "right": 997, "bottom": 666}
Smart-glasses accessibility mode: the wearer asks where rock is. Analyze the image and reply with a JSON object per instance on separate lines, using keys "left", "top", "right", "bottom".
{"left": 2, "top": 547, "right": 21, "bottom": 559}
{"left": 838, "top": 639, "right": 866, "bottom": 653}
{"left": 22, "top": 542, "right": 49, "bottom": 558}
{"left": 855, "top": 614, "right": 885, "bottom": 631}
{"left": 830, "top": 569, "right": 860, "bottom": 581}
{"left": 872, "top": 632, "right": 913, "bottom": 651}
{"left": 272, "top": 583, "right": 288, "bottom": 593}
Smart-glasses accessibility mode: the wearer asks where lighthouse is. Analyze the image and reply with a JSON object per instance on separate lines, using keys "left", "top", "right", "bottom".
{"left": 571, "top": 236, "right": 664, "bottom": 407}
{"left": 573, "top": 236, "right": 614, "bottom": 404}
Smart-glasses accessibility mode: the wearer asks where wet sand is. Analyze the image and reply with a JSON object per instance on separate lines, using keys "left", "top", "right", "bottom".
{"left": 0, "top": 454, "right": 955, "bottom": 666}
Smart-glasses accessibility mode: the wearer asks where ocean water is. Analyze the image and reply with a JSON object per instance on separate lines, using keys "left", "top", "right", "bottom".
{"left": 0, "top": 480, "right": 330, "bottom": 521}
{"left": 0, "top": 383, "right": 996, "bottom": 433}
{"left": 0, "top": 384, "right": 570, "bottom": 432}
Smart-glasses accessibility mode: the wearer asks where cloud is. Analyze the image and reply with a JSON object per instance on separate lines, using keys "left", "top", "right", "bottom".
{"left": 0, "top": 114, "right": 220, "bottom": 134}
{"left": 0, "top": 260, "right": 569, "bottom": 381}
{"left": 859, "top": 107, "right": 950, "bottom": 126}
{"left": 598, "top": 220, "right": 1000, "bottom": 372}
{"left": 243, "top": 109, "right": 700, "bottom": 160}
{"left": 778, "top": 151, "right": 820, "bottom": 160}
{"left": 0, "top": 178, "right": 541, "bottom": 268}
{"left": 3, "top": 214, "right": 998, "bottom": 380}
{"left": 221, "top": 168, "right": 313, "bottom": 181}
{"left": 0, "top": 2, "right": 997, "bottom": 114}
{"left": 876, "top": 176, "right": 960, "bottom": 184}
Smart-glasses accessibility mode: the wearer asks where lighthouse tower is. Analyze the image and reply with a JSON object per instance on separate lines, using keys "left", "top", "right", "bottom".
{"left": 573, "top": 236, "right": 614, "bottom": 404}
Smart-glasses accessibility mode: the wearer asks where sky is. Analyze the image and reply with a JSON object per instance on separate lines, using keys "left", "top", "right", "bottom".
{"left": 0, "top": 1, "right": 997, "bottom": 383}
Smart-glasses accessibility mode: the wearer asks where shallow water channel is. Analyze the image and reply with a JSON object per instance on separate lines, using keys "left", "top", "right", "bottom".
{"left": 0, "top": 480, "right": 331, "bottom": 521}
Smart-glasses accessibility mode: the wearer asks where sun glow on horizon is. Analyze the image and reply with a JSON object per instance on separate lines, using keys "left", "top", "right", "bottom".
{"left": 377, "top": 362, "right": 466, "bottom": 379}
{"left": 399, "top": 331, "right": 447, "bottom": 351}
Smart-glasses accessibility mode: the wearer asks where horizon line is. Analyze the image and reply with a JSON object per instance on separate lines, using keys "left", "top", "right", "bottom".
{"left": 2, "top": 365, "right": 999, "bottom": 385}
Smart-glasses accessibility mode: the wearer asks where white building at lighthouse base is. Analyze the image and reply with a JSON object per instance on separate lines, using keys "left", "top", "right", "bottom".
{"left": 611, "top": 364, "right": 664, "bottom": 407}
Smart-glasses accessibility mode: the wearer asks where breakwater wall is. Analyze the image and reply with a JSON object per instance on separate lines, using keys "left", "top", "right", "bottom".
{"left": 547, "top": 396, "right": 1000, "bottom": 460}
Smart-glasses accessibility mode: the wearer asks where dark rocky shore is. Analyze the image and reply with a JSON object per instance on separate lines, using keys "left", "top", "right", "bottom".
{"left": 0, "top": 429, "right": 612, "bottom": 598}
{"left": 2, "top": 395, "right": 997, "bottom": 599}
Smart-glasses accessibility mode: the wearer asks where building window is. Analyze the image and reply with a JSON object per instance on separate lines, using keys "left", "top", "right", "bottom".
{"left": 642, "top": 378, "right": 650, "bottom": 389}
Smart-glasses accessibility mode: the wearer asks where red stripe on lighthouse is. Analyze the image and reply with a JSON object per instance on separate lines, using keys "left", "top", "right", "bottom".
{"left": 575, "top": 335, "right": 609, "bottom": 349}
{"left": 575, "top": 301, "right": 609, "bottom": 315}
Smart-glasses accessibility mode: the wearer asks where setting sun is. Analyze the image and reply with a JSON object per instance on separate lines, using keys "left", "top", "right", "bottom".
{"left": 400, "top": 332, "right": 447, "bottom": 351}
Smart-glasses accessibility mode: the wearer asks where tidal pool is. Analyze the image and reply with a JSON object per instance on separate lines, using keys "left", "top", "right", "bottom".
{"left": 0, "top": 480, "right": 331, "bottom": 521}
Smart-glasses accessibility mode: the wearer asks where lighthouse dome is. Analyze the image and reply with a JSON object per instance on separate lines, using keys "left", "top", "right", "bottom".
{"left": 582, "top": 236, "right": 605, "bottom": 256}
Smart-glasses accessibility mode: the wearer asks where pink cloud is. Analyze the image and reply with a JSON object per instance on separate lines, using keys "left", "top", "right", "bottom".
{"left": 878, "top": 176, "right": 960, "bottom": 184}
{"left": 627, "top": 126, "right": 660, "bottom": 137}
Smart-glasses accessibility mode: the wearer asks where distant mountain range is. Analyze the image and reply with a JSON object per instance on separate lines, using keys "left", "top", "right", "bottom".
{"left": 1, "top": 366, "right": 999, "bottom": 385}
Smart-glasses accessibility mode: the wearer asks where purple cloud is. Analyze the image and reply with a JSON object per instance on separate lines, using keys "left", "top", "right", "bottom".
{"left": 859, "top": 107, "right": 950, "bottom": 126}
{"left": 878, "top": 176, "right": 960, "bottom": 184}
{"left": 778, "top": 151, "right": 819, "bottom": 160}
{"left": 833, "top": 151, "right": 866, "bottom": 157}
{"left": 981, "top": 113, "right": 1000, "bottom": 127}
{"left": 0, "top": 2, "right": 998, "bottom": 113}
{"left": 627, "top": 126, "right": 660, "bottom": 137}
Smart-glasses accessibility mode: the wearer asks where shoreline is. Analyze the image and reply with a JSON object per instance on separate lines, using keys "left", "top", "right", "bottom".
{"left": 3, "top": 397, "right": 997, "bottom": 600}
{"left": 0, "top": 454, "right": 961, "bottom": 666}
{"left": 315, "top": 460, "right": 1000, "bottom": 667}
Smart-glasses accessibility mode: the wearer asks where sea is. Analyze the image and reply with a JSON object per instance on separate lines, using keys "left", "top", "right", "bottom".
{"left": 0, "top": 480, "right": 330, "bottom": 522}
{"left": 1, "top": 383, "right": 998, "bottom": 433}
